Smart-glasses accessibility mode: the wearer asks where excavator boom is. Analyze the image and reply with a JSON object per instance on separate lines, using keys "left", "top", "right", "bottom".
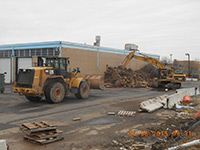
{"left": 121, "top": 49, "right": 185, "bottom": 89}
{"left": 122, "top": 50, "right": 164, "bottom": 69}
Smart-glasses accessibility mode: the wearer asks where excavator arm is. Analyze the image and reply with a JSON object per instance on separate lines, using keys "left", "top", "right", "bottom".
{"left": 121, "top": 49, "right": 185, "bottom": 89}
{"left": 134, "top": 52, "right": 164, "bottom": 69}
{"left": 122, "top": 50, "right": 164, "bottom": 69}
{"left": 121, "top": 50, "right": 136, "bottom": 68}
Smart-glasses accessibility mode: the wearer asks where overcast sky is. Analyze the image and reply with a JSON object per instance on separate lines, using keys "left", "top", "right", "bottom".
{"left": 0, "top": 0, "right": 199, "bottom": 60}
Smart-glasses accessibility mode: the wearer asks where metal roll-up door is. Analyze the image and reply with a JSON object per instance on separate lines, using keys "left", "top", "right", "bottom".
{"left": 0, "top": 58, "right": 11, "bottom": 83}
{"left": 18, "top": 58, "right": 32, "bottom": 70}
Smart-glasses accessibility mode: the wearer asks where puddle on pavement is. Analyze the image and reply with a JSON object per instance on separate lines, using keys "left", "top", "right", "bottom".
{"left": 84, "top": 116, "right": 122, "bottom": 126}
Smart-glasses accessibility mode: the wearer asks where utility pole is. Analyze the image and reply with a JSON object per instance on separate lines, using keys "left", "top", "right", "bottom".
{"left": 185, "top": 53, "right": 190, "bottom": 77}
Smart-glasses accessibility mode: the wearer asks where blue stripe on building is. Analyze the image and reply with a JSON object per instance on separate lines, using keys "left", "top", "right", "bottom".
{"left": 0, "top": 41, "right": 160, "bottom": 59}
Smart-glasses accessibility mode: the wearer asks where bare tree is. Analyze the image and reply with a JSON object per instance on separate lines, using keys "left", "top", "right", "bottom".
{"left": 160, "top": 57, "right": 170, "bottom": 65}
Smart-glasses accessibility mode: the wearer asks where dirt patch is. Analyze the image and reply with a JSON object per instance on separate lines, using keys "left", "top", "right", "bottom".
{"left": 105, "top": 96, "right": 200, "bottom": 150}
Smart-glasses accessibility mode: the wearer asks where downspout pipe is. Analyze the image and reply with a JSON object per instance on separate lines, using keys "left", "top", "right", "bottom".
{"left": 11, "top": 46, "right": 14, "bottom": 83}
{"left": 59, "top": 42, "right": 62, "bottom": 57}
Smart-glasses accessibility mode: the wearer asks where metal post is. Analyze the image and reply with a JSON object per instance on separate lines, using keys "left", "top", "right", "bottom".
{"left": 59, "top": 46, "right": 62, "bottom": 56}
{"left": 11, "top": 47, "right": 15, "bottom": 83}
{"left": 47, "top": 48, "right": 49, "bottom": 56}
{"left": 188, "top": 55, "right": 190, "bottom": 77}
{"left": 195, "top": 87, "right": 197, "bottom": 96}
{"left": 185, "top": 53, "right": 190, "bottom": 78}
{"left": 53, "top": 48, "right": 55, "bottom": 56}
{"left": 41, "top": 49, "right": 42, "bottom": 56}
{"left": 59, "top": 42, "right": 62, "bottom": 57}
{"left": 170, "top": 54, "right": 172, "bottom": 64}
{"left": 95, "top": 36, "right": 101, "bottom": 74}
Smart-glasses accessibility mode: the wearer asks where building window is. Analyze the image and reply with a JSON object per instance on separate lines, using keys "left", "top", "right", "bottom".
{"left": 31, "top": 49, "right": 36, "bottom": 56}
{"left": 0, "top": 48, "right": 59, "bottom": 58}
{"left": 25, "top": 49, "right": 29, "bottom": 57}
{"left": 42, "top": 48, "right": 47, "bottom": 56}
{"left": 48, "top": 48, "right": 53, "bottom": 56}
{"left": 0, "top": 51, "right": 3, "bottom": 57}
{"left": 36, "top": 49, "right": 41, "bottom": 56}
{"left": 0, "top": 50, "right": 12, "bottom": 58}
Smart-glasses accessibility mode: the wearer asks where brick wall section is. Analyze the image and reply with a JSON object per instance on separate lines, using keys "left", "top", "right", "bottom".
{"left": 62, "top": 48, "right": 97, "bottom": 74}
{"left": 62, "top": 48, "right": 148, "bottom": 75}
{"left": 32, "top": 57, "right": 38, "bottom": 67}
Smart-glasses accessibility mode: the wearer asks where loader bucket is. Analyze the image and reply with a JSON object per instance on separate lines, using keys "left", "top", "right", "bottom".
{"left": 79, "top": 74, "right": 105, "bottom": 89}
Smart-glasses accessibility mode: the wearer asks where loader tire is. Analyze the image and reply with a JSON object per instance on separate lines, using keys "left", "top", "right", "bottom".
{"left": 44, "top": 82, "right": 65, "bottom": 103}
{"left": 75, "top": 81, "right": 90, "bottom": 99}
{"left": 25, "top": 96, "right": 41, "bottom": 102}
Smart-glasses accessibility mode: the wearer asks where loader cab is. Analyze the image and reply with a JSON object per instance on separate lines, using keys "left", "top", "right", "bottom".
{"left": 45, "top": 57, "right": 70, "bottom": 78}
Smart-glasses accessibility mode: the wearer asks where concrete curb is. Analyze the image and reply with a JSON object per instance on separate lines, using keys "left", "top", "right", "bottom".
{"left": 166, "top": 87, "right": 200, "bottom": 109}
{"left": 139, "top": 87, "right": 200, "bottom": 112}
{"left": 0, "top": 140, "right": 7, "bottom": 150}
{"left": 139, "top": 95, "right": 168, "bottom": 112}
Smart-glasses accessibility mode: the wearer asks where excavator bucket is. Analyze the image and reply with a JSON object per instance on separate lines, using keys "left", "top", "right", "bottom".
{"left": 79, "top": 74, "right": 105, "bottom": 90}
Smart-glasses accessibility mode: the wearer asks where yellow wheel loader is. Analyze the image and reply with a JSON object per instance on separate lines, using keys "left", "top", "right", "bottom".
{"left": 12, "top": 57, "right": 90, "bottom": 103}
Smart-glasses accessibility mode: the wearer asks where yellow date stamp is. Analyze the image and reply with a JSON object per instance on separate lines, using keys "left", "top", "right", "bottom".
{"left": 128, "top": 130, "right": 192, "bottom": 137}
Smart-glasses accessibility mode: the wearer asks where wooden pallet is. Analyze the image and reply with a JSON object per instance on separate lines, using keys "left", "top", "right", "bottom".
{"left": 118, "top": 110, "right": 136, "bottom": 117}
{"left": 21, "top": 121, "right": 57, "bottom": 134}
{"left": 20, "top": 121, "right": 64, "bottom": 145}
{"left": 24, "top": 135, "right": 64, "bottom": 145}
{"left": 21, "top": 129, "right": 63, "bottom": 139}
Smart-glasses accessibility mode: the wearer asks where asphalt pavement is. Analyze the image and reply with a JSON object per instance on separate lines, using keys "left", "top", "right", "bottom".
{"left": 0, "top": 81, "right": 199, "bottom": 150}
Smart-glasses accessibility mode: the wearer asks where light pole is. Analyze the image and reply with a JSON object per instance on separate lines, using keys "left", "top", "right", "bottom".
{"left": 170, "top": 54, "right": 172, "bottom": 64}
{"left": 185, "top": 53, "right": 190, "bottom": 77}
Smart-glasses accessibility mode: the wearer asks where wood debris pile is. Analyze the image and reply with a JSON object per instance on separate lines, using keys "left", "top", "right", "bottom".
{"left": 104, "top": 64, "right": 158, "bottom": 88}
